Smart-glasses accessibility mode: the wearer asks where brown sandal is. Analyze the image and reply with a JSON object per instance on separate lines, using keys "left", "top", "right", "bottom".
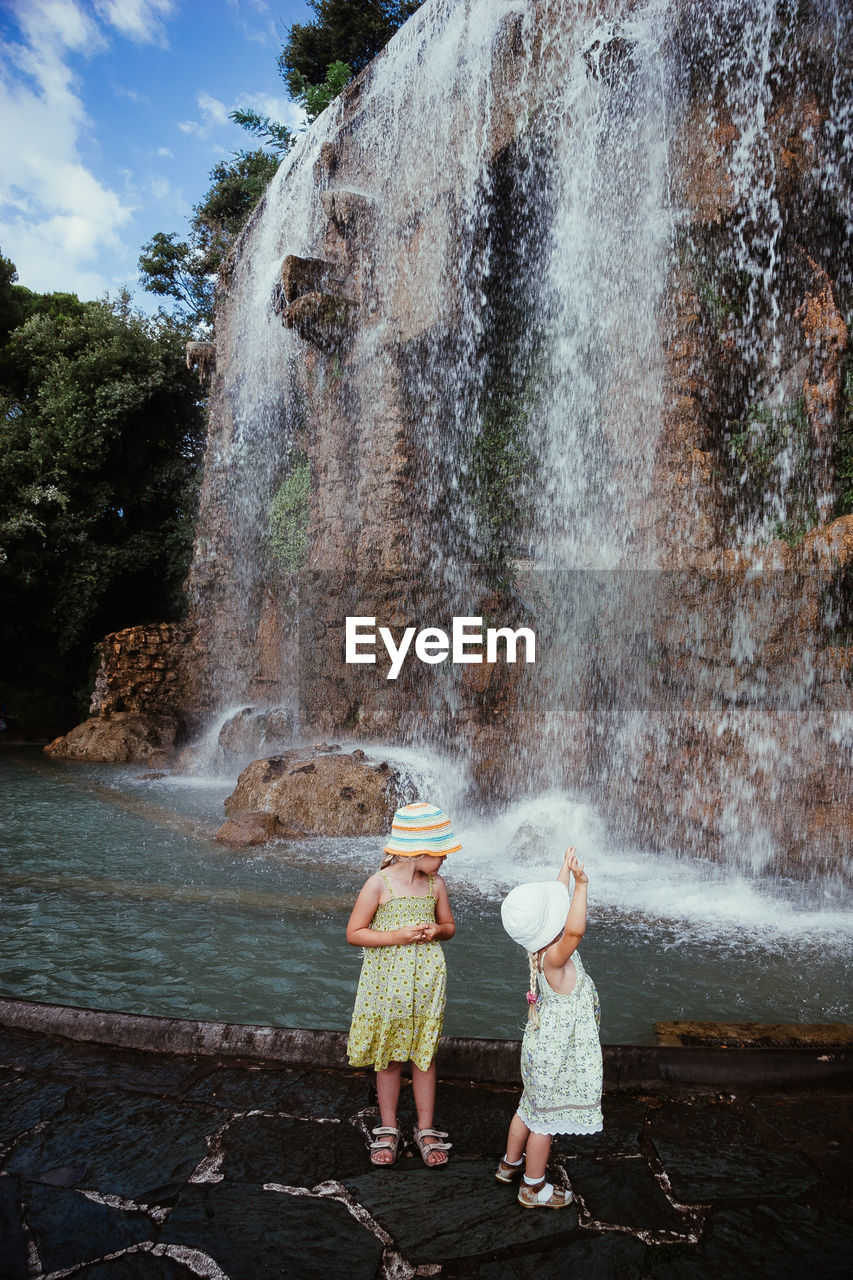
{"left": 517, "top": 1178, "right": 573, "bottom": 1208}
{"left": 369, "top": 1125, "right": 401, "bottom": 1166}
{"left": 413, "top": 1126, "right": 452, "bottom": 1166}
{"left": 495, "top": 1156, "right": 525, "bottom": 1183}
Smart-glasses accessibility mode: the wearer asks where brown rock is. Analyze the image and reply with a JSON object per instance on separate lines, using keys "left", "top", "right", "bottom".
{"left": 215, "top": 811, "right": 279, "bottom": 847}
{"left": 224, "top": 747, "right": 403, "bottom": 836}
{"left": 44, "top": 713, "right": 178, "bottom": 764}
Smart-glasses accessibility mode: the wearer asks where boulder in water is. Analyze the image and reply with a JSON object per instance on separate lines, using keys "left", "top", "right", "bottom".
{"left": 44, "top": 713, "right": 178, "bottom": 765}
{"left": 215, "top": 810, "right": 279, "bottom": 847}
{"left": 224, "top": 746, "right": 403, "bottom": 838}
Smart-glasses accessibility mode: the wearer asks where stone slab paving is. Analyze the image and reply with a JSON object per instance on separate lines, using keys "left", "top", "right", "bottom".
{"left": 0, "top": 1026, "right": 850, "bottom": 1279}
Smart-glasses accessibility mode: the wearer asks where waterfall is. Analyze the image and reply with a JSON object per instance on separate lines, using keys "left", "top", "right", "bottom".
{"left": 187, "top": 0, "right": 852, "bottom": 893}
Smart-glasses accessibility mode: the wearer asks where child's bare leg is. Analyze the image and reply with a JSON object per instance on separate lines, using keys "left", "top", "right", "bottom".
{"left": 506, "top": 1111, "right": 530, "bottom": 1164}
{"left": 374, "top": 1061, "right": 403, "bottom": 1163}
{"left": 523, "top": 1131, "right": 552, "bottom": 1182}
{"left": 411, "top": 1059, "right": 447, "bottom": 1166}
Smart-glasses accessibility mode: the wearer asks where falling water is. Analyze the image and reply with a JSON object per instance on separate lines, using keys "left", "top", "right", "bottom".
{"left": 187, "top": 0, "right": 852, "bottom": 898}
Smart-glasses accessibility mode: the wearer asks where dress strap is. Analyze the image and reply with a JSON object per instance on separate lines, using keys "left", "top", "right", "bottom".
{"left": 379, "top": 872, "right": 394, "bottom": 897}
{"left": 428, "top": 873, "right": 436, "bottom": 895}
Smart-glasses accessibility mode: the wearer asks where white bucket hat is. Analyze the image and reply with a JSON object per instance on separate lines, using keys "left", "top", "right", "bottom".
{"left": 501, "top": 881, "right": 570, "bottom": 952}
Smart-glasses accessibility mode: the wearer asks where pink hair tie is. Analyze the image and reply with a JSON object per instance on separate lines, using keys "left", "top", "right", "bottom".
{"left": 526, "top": 991, "right": 538, "bottom": 1005}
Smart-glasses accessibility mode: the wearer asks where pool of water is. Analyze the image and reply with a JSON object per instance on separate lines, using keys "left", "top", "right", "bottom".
{"left": 1, "top": 748, "right": 850, "bottom": 1043}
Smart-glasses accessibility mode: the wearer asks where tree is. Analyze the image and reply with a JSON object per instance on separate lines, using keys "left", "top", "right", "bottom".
{"left": 279, "top": 1, "right": 423, "bottom": 94}
{"left": 138, "top": 149, "right": 279, "bottom": 327}
{"left": 138, "top": 231, "right": 214, "bottom": 327}
{"left": 228, "top": 109, "right": 293, "bottom": 154}
{"left": 0, "top": 289, "right": 206, "bottom": 729}
{"left": 288, "top": 59, "right": 353, "bottom": 123}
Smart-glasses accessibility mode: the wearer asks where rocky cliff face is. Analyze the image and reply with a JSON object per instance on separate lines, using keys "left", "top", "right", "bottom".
{"left": 175, "top": 0, "right": 851, "bottom": 874}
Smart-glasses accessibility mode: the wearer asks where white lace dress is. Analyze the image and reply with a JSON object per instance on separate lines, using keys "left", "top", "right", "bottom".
{"left": 517, "top": 950, "right": 603, "bottom": 1135}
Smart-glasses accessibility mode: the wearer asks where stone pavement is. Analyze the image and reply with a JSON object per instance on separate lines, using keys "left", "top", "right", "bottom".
{"left": 0, "top": 1024, "right": 851, "bottom": 1280}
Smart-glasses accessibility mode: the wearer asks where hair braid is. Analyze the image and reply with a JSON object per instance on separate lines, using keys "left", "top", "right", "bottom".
{"left": 526, "top": 951, "right": 541, "bottom": 1029}
{"left": 380, "top": 852, "right": 401, "bottom": 870}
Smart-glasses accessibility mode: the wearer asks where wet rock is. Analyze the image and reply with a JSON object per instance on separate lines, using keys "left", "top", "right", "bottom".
{"left": 342, "top": 1158, "right": 579, "bottom": 1265}
{"left": 569, "top": 1158, "right": 688, "bottom": 1233}
{"left": 282, "top": 290, "right": 358, "bottom": 352}
{"left": 183, "top": 1064, "right": 371, "bottom": 1118}
{"left": 645, "top": 1203, "right": 853, "bottom": 1279}
{"left": 0, "top": 1175, "right": 28, "bottom": 1280}
{"left": 185, "top": 340, "right": 215, "bottom": 382}
{"left": 647, "top": 1100, "right": 818, "bottom": 1201}
{"left": 26, "top": 1183, "right": 154, "bottom": 1274}
{"left": 88, "top": 621, "right": 200, "bottom": 721}
{"left": 428, "top": 1082, "right": 517, "bottom": 1157}
{"left": 6, "top": 1093, "right": 219, "bottom": 1201}
{"left": 320, "top": 188, "right": 374, "bottom": 236}
{"left": 162, "top": 1183, "right": 384, "bottom": 1280}
{"left": 44, "top": 713, "right": 178, "bottom": 765}
{"left": 280, "top": 253, "right": 332, "bottom": 303}
{"left": 215, "top": 810, "right": 278, "bottom": 847}
{"left": 0, "top": 1076, "right": 69, "bottom": 1142}
{"left": 219, "top": 1113, "right": 367, "bottom": 1185}
{"left": 553, "top": 1095, "right": 648, "bottom": 1158}
{"left": 71, "top": 1258, "right": 199, "bottom": 1279}
{"left": 224, "top": 746, "right": 403, "bottom": 837}
{"left": 462, "top": 1231, "right": 647, "bottom": 1279}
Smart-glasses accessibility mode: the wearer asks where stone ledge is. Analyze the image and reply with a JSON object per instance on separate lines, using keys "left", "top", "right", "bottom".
{"left": 1, "top": 998, "right": 851, "bottom": 1091}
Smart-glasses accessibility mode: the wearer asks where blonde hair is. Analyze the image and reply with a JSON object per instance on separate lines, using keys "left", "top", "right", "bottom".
{"left": 526, "top": 951, "right": 541, "bottom": 1029}
{"left": 380, "top": 852, "right": 402, "bottom": 870}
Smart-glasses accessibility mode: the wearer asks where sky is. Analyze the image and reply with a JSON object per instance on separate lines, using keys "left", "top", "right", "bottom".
{"left": 0, "top": 0, "right": 314, "bottom": 304}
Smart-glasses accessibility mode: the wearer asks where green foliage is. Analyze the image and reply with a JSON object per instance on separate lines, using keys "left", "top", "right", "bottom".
{"left": 693, "top": 250, "right": 752, "bottom": 331}
{"left": 0, "top": 252, "right": 86, "bottom": 391}
{"left": 289, "top": 60, "right": 353, "bottom": 122}
{"left": 834, "top": 358, "right": 853, "bottom": 517}
{"left": 138, "top": 231, "right": 215, "bottom": 327}
{"left": 139, "top": 150, "right": 279, "bottom": 327}
{"left": 0, "top": 284, "right": 206, "bottom": 729}
{"left": 727, "top": 396, "right": 817, "bottom": 543}
{"left": 228, "top": 109, "right": 293, "bottom": 155}
{"left": 279, "top": 1, "right": 422, "bottom": 110}
{"left": 190, "top": 149, "right": 281, "bottom": 272}
{"left": 269, "top": 454, "right": 311, "bottom": 571}
{"left": 469, "top": 384, "right": 538, "bottom": 575}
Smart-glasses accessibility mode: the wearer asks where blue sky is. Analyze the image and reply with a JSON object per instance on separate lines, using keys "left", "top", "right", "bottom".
{"left": 0, "top": 0, "right": 313, "bottom": 303}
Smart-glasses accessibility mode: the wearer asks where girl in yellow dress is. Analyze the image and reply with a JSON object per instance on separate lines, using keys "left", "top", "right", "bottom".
{"left": 346, "top": 801, "right": 458, "bottom": 1167}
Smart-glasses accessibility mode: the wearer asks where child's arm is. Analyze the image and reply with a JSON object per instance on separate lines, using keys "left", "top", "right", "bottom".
{"left": 346, "top": 874, "right": 429, "bottom": 947}
{"left": 547, "top": 850, "right": 588, "bottom": 966}
{"left": 419, "top": 875, "right": 456, "bottom": 943}
{"left": 556, "top": 845, "right": 576, "bottom": 888}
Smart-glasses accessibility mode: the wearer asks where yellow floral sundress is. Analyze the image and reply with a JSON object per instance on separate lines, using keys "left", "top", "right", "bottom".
{"left": 346, "top": 874, "right": 446, "bottom": 1071}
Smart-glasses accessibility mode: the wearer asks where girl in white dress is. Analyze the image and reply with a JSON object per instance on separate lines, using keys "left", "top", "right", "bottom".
{"left": 497, "top": 848, "right": 603, "bottom": 1208}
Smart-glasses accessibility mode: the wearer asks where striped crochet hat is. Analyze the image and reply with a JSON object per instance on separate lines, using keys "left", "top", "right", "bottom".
{"left": 383, "top": 802, "right": 462, "bottom": 858}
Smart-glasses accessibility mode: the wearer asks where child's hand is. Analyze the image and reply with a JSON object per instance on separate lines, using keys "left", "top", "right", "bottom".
{"left": 398, "top": 924, "right": 430, "bottom": 944}
{"left": 419, "top": 923, "right": 439, "bottom": 942}
{"left": 565, "top": 849, "right": 588, "bottom": 884}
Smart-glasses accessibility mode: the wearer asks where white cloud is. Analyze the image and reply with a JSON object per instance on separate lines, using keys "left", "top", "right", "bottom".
{"left": 238, "top": 91, "right": 305, "bottom": 132}
{"left": 197, "top": 91, "right": 229, "bottom": 126}
{"left": 94, "top": 0, "right": 176, "bottom": 45}
{"left": 156, "top": 146, "right": 174, "bottom": 157}
{"left": 112, "top": 82, "right": 152, "bottom": 106}
{"left": 0, "top": 0, "right": 134, "bottom": 295}
{"left": 226, "top": 0, "right": 277, "bottom": 46}
{"left": 177, "top": 91, "right": 230, "bottom": 140}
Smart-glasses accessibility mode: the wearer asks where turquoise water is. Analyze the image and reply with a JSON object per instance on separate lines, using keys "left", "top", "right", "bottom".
{"left": 1, "top": 749, "right": 851, "bottom": 1044}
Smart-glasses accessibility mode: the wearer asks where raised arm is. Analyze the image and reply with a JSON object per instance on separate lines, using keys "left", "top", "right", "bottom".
{"left": 547, "top": 849, "right": 588, "bottom": 966}
{"left": 346, "top": 875, "right": 429, "bottom": 948}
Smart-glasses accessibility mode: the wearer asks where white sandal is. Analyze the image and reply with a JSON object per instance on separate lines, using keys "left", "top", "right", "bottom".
{"left": 369, "top": 1125, "right": 402, "bottom": 1166}
{"left": 413, "top": 1125, "right": 452, "bottom": 1166}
